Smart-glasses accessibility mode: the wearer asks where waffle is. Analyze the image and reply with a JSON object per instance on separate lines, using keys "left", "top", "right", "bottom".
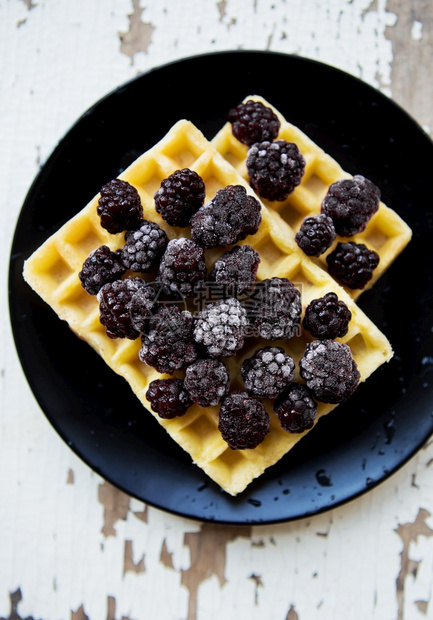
{"left": 23, "top": 120, "right": 393, "bottom": 496}
{"left": 212, "top": 95, "right": 412, "bottom": 299}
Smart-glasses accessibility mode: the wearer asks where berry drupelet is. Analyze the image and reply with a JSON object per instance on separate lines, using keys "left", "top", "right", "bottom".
{"left": 97, "top": 179, "right": 144, "bottom": 234}
{"left": 274, "top": 383, "right": 318, "bottom": 433}
{"left": 79, "top": 245, "right": 126, "bottom": 295}
{"left": 227, "top": 99, "right": 281, "bottom": 147}
{"left": 246, "top": 139, "right": 305, "bottom": 201}
{"left": 193, "top": 298, "right": 248, "bottom": 358}
{"left": 326, "top": 241, "right": 379, "bottom": 290}
{"left": 139, "top": 305, "right": 198, "bottom": 374}
{"left": 157, "top": 237, "right": 206, "bottom": 299}
{"left": 321, "top": 174, "right": 380, "bottom": 237}
{"left": 218, "top": 391, "right": 270, "bottom": 450}
{"left": 299, "top": 339, "right": 360, "bottom": 403}
{"left": 190, "top": 185, "right": 261, "bottom": 249}
{"left": 248, "top": 277, "right": 302, "bottom": 340}
{"left": 146, "top": 378, "right": 192, "bottom": 419}
{"left": 241, "top": 346, "right": 295, "bottom": 399}
{"left": 208, "top": 244, "right": 260, "bottom": 297}
{"left": 154, "top": 168, "right": 206, "bottom": 227}
{"left": 295, "top": 214, "right": 336, "bottom": 257}
{"left": 184, "top": 358, "right": 230, "bottom": 407}
{"left": 121, "top": 220, "right": 168, "bottom": 272}
{"left": 303, "top": 292, "right": 352, "bottom": 339}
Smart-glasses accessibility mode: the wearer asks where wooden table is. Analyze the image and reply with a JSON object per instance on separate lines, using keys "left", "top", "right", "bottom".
{"left": 1, "top": 1, "right": 432, "bottom": 619}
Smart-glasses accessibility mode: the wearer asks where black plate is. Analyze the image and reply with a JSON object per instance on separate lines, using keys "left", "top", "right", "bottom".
{"left": 9, "top": 51, "right": 433, "bottom": 525}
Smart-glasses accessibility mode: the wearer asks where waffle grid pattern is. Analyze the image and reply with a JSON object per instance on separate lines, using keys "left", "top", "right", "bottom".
{"left": 212, "top": 95, "right": 412, "bottom": 299}
{"left": 24, "top": 120, "right": 393, "bottom": 495}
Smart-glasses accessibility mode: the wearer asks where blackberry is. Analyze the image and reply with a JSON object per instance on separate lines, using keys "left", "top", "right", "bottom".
{"left": 295, "top": 214, "right": 336, "bottom": 257}
{"left": 146, "top": 378, "right": 192, "bottom": 419}
{"left": 190, "top": 185, "right": 261, "bottom": 249}
{"left": 241, "top": 346, "right": 295, "bottom": 399}
{"left": 97, "top": 179, "right": 144, "bottom": 234}
{"left": 218, "top": 391, "right": 270, "bottom": 450}
{"left": 193, "top": 298, "right": 248, "bottom": 358}
{"left": 157, "top": 237, "right": 206, "bottom": 299}
{"left": 79, "top": 245, "right": 126, "bottom": 295}
{"left": 139, "top": 305, "right": 198, "bottom": 374}
{"left": 121, "top": 220, "right": 168, "bottom": 272}
{"left": 274, "top": 383, "right": 317, "bottom": 433}
{"left": 248, "top": 277, "right": 301, "bottom": 340}
{"left": 227, "top": 99, "right": 280, "bottom": 147}
{"left": 209, "top": 244, "right": 260, "bottom": 297}
{"left": 299, "top": 339, "right": 360, "bottom": 403}
{"left": 97, "top": 277, "right": 155, "bottom": 339}
{"left": 303, "top": 292, "right": 352, "bottom": 339}
{"left": 246, "top": 140, "right": 305, "bottom": 201}
{"left": 184, "top": 358, "right": 230, "bottom": 407}
{"left": 154, "top": 168, "right": 206, "bottom": 227}
{"left": 321, "top": 175, "right": 381, "bottom": 237}
{"left": 326, "top": 241, "right": 379, "bottom": 289}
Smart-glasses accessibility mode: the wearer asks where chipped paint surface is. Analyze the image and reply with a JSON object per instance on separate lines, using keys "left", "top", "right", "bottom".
{"left": 1, "top": 1, "right": 433, "bottom": 619}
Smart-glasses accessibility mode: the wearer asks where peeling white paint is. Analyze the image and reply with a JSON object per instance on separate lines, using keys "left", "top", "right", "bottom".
{"left": 411, "top": 19, "right": 423, "bottom": 41}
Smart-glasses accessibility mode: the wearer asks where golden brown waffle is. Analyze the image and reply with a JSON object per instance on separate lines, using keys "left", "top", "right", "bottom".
{"left": 23, "top": 120, "right": 393, "bottom": 496}
{"left": 212, "top": 95, "right": 412, "bottom": 299}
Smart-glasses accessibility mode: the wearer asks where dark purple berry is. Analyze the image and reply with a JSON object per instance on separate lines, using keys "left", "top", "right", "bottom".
{"left": 326, "top": 241, "right": 379, "bottom": 289}
{"left": 146, "top": 378, "right": 192, "bottom": 419}
{"left": 274, "top": 383, "right": 317, "bottom": 433}
{"left": 227, "top": 100, "right": 280, "bottom": 146}
{"left": 247, "top": 277, "right": 301, "bottom": 340}
{"left": 157, "top": 237, "right": 206, "bottom": 299}
{"left": 241, "top": 347, "right": 294, "bottom": 399}
{"left": 97, "top": 277, "right": 155, "bottom": 339}
{"left": 299, "top": 339, "right": 360, "bottom": 403}
{"left": 246, "top": 140, "right": 305, "bottom": 201}
{"left": 139, "top": 305, "right": 198, "bottom": 374}
{"left": 79, "top": 245, "right": 126, "bottom": 295}
{"left": 184, "top": 358, "right": 230, "bottom": 407}
{"left": 218, "top": 391, "right": 270, "bottom": 450}
{"left": 97, "top": 179, "right": 143, "bottom": 234}
{"left": 121, "top": 220, "right": 168, "bottom": 272}
{"left": 190, "top": 185, "right": 261, "bottom": 249}
{"left": 321, "top": 175, "right": 380, "bottom": 237}
{"left": 303, "top": 292, "right": 352, "bottom": 339}
{"left": 193, "top": 298, "right": 248, "bottom": 358}
{"left": 295, "top": 214, "right": 336, "bottom": 257}
{"left": 154, "top": 168, "right": 206, "bottom": 227}
{"left": 209, "top": 244, "right": 260, "bottom": 297}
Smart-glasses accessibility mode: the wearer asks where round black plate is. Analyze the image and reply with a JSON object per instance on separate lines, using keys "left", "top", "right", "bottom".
{"left": 9, "top": 51, "right": 433, "bottom": 525}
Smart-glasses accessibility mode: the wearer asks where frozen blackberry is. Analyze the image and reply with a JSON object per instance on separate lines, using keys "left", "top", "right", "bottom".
{"left": 184, "top": 358, "right": 230, "bottom": 407}
{"left": 274, "top": 383, "right": 317, "bottom": 433}
{"left": 146, "top": 378, "right": 192, "bottom": 419}
{"left": 97, "top": 179, "right": 144, "bottom": 234}
{"left": 97, "top": 277, "right": 155, "bottom": 339}
{"left": 248, "top": 277, "right": 301, "bottom": 340}
{"left": 246, "top": 140, "right": 305, "bottom": 201}
{"left": 303, "top": 292, "right": 352, "bottom": 339}
{"left": 190, "top": 185, "right": 261, "bottom": 249}
{"left": 241, "top": 346, "right": 295, "bottom": 399}
{"left": 79, "top": 245, "right": 126, "bottom": 295}
{"left": 321, "top": 175, "right": 381, "bottom": 237}
{"left": 209, "top": 244, "right": 260, "bottom": 297}
{"left": 121, "top": 220, "right": 168, "bottom": 272}
{"left": 327, "top": 241, "right": 379, "bottom": 289}
{"left": 157, "top": 237, "right": 206, "bottom": 299}
{"left": 218, "top": 391, "right": 270, "bottom": 450}
{"left": 154, "top": 168, "right": 206, "bottom": 227}
{"left": 295, "top": 214, "right": 336, "bottom": 257}
{"left": 193, "top": 298, "right": 248, "bottom": 358}
{"left": 139, "top": 305, "right": 198, "bottom": 374}
{"left": 227, "top": 99, "right": 281, "bottom": 147}
{"left": 299, "top": 339, "right": 360, "bottom": 403}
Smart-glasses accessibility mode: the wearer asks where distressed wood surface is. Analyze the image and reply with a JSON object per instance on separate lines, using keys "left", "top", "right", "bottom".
{"left": 1, "top": 1, "right": 432, "bottom": 619}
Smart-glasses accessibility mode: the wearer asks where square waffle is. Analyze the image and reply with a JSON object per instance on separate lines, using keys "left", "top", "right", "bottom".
{"left": 23, "top": 119, "right": 393, "bottom": 495}
{"left": 212, "top": 95, "right": 412, "bottom": 299}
